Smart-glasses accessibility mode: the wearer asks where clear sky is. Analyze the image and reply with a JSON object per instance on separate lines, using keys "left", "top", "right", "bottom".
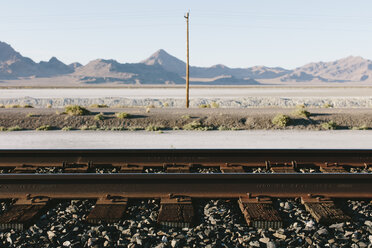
{"left": 1, "top": 0, "right": 372, "bottom": 69}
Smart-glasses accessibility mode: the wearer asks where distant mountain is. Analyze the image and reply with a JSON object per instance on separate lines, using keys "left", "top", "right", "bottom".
{"left": 0, "top": 41, "right": 73, "bottom": 79}
{"left": 2, "top": 40, "right": 372, "bottom": 84}
{"left": 141, "top": 49, "right": 288, "bottom": 80}
{"left": 74, "top": 59, "right": 185, "bottom": 85}
{"left": 283, "top": 56, "right": 372, "bottom": 82}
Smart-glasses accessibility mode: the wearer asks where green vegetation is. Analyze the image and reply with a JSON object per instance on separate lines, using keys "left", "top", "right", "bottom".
{"left": 115, "top": 112, "right": 130, "bottom": 119}
{"left": 0, "top": 127, "right": 6, "bottom": 131}
{"left": 7, "top": 125, "right": 22, "bottom": 131}
{"left": 26, "top": 113, "right": 38, "bottom": 117}
{"left": 352, "top": 125, "right": 368, "bottom": 130}
{"left": 65, "top": 105, "right": 91, "bottom": 116}
{"left": 80, "top": 125, "right": 99, "bottom": 131}
{"left": 322, "top": 103, "right": 334, "bottom": 108}
{"left": 210, "top": 102, "right": 219, "bottom": 108}
{"left": 111, "top": 126, "right": 125, "bottom": 131}
{"left": 128, "top": 126, "right": 142, "bottom": 131}
{"left": 62, "top": 126, "right": 73, "bottom": 131}
{"left": 94, "top": 113, "right": 105, "bottom": 121}
{"left": 272, "top": 114, "right": 290, "bottom": 127}
{"left": 5, "top": 104, "right": 22, "bottom": 108}
{"left": 198, "top": 104, "right": 210, "bottom": 108}
{"left": 321, "top": 121, "right": 337, "bottom": 130}
{"left": 292, "top": 108, "right": 310, "bottom": 118}
{"left": 90, "top": 104, "right": 109, "bottom": 108}
{"left": 145, "top": 125, "right": 163, "bottom": 131}
{"left": 183, "top": 121, "right": 212, "bottom": 131}
{"left": 36, "top": 125, "right": 52, "bottom": 131}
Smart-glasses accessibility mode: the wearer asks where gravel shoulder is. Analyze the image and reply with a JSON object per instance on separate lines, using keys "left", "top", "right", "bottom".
{"left": 1, "top": 107, "right": 372, "bottom": 131}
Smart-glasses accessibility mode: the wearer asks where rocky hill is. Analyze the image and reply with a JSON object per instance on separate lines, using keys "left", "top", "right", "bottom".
{"left": 1, "top": 40, "right": 372, "bottom": 84}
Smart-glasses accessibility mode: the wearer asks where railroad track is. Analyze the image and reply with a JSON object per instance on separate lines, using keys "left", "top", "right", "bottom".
{"left": 0, "top": 149, "right": 371, "bottom": 247}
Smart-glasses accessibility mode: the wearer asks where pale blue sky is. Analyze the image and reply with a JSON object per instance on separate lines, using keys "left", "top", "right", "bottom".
{"left": 1, "top": 0, "right": 372, "bottom": 68}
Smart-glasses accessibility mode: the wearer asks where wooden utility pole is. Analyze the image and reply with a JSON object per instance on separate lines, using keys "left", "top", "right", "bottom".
{"left": 184, "top": 11, "right": 190, "bottom": 108}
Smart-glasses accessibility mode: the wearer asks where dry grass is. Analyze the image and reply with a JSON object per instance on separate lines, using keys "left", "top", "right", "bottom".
{"left": 65, "top": 105, "right": 90, "bottom": 116}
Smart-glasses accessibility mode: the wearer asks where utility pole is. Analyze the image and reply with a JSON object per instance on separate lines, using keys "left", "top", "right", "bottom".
{"left": 184, "top": 11, "right": 190, "bottom": 108}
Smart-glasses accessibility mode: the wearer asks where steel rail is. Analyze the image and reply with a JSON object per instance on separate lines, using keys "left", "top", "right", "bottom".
{"left": 0, "top": 173, "right": 371, "bottom": 199}
{"left": 0, "top": 149, "right": 372, "bottom": 166}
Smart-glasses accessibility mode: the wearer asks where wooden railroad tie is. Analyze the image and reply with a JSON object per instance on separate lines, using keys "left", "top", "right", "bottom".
{"left": 119, "top": 164, "right": 144, "bottom": 173}
{"left": 238, "top": 194, "right": 283, "bottom": 229}
{"left": 301, "top": 195, "right": 350, "bottom": 225}
{"left": 0, "top": 195, "right": 49, "bottom": 230}
{"left": 157, "top": 195, "right": 194, "bottom": 228}
{"left": 319, "top": 163, "right": 348, "bottom": 173}
{"left": 164, "top": 163, "right": 192, "bottom": 173}
{"left": 266, "top": 161, "right": 297, "bottom": 173}
{"left": 220, "top": 163, "right": 245, "bottom": 173}
{"left": 86, "top": 195, "right": 128, "bottom": 224}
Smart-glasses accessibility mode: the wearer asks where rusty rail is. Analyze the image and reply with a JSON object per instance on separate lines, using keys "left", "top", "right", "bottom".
{"left": 0, "top": 173, "right": 371, "bottom": 199}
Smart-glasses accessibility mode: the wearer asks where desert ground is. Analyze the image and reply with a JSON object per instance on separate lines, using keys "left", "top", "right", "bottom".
{"left": 1, "top": 107, "right": 372, "bottom": 131}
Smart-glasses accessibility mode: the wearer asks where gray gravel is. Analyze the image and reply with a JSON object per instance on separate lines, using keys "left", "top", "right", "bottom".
{"left": 0, "top": 198, "right": 370, "bottom": 247}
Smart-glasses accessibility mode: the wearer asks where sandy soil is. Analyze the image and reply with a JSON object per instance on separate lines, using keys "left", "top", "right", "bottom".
{"left": 1, "top": 107, "right": 372, "bottom": 131}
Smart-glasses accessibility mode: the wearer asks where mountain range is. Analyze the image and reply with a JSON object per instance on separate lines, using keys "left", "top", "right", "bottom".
{"left": 1, "top": 40, "right": 372, "bottom": 85}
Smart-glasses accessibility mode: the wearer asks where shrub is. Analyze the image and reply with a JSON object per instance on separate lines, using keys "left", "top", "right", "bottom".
{"left": 5, "top": 104, "right": 22, "bottom": 108}
{"left": 26, "top": 113, "right": 38, "bottom": 117}
{"left": 36, "top": 125, "right": 52, "bottom": 131}
{"left": 90, "top": 104, "right": 108, "bottom": 108}
{"left": 321, "top": 121, "right": 337, "bottom": 130}
{"left": 128, "top": 126, "right": 142, "bottom": 131}
{"left": 162, "top": 102, "right": 169, "bottom": 108}
{"left": 46, "top": 104, "right": 52, "bottom": 108}
{"left": 23, "top": 104, "right": 33, "bottom": 108}
{"left": 0, "top": 127, "right": 6, "bottom": 131}
{"left": 94, "top": 113, "right": 105, "bottom": 121}
{"left": 210, "top": 102, "right": 219, "bottom": 108}
{"left": 181, "top": 115, "right": 191, "bottom": 120}
{"left": 65, "top": 105, "right": 91, "bottom": 116}
{"left": 7, "top": 125, "right": 22, "bottom": 131}
{"left": 111, "top": 126, "right": 125, "bottom": 131}
{"left": 322, "top": 103, "right": 333, "bottom": 108}
{"left": 272, "top": 114, "right": 290, "bottom": 127}
{"left": 0, "top": 104, "right": 4, "bottom": 108}
{"left": 292, "top": 108, "right": 310, "bottom": 118}
{"left": 218, "top": 125, "right": 230, "bottom": 131}
{"left": 183, "top": 121, "right": 212, "bottom": 131}
{"left": 146, "top": 107, "right": 151, "bottom": 113}
{"left": 115, "top": 112, "right": 130, "bottom": 119}
{"left": 352, "top": 125, "right": 368, "bottom": 130}
{"left": 198, "top": 104, "right": 210, "bottom": 108}
{"left": 62, "top": 126, "right": 73, "bottom": 131}
{"left": 80, "top": 125, "right": 98, "bottom": 131}
{"left": 145, "top": 125, "right": 162, "bottom": 131}
{"left": 173, "top": 126, "right": 180, "bottom": 130}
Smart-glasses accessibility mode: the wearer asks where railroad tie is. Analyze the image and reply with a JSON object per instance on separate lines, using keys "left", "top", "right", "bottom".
{"left": 157, "top": 195, "right": 194, "bottom": 228}
{"left": 220, "top": 163, "right": 245, "bottom": 173}
{"left": 267, "top": 161, "right": 297, "bottom": 173}
{"left": 164, "top": 163, "right": 192, "bottom": 173}
{"left": 238, "top": 195, "right": 283, "bottom": 229}
{"left": 63, "top": 162, "right": 89, "bottom": 173}
{"left": 119, "top": 164, "right": 144, "bottom": 173}
{"left": 0, "top": 195, "right": 49, "bottom": 230}
{"left": 319, "top": 163, "right": 348, "bottom": 173}
{"left": 86, "top": 195, "right": 128, "bottom": 224}
{"left": 13, "top": 164, "right": 38, "bottom": 173}
{"left": 301, "top": 196, "right": 350, "bottom": 225}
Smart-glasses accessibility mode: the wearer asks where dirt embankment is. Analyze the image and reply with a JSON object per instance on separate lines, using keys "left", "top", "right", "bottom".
{"left": 1, "top": 107, "right": 372, "bottom": 131}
